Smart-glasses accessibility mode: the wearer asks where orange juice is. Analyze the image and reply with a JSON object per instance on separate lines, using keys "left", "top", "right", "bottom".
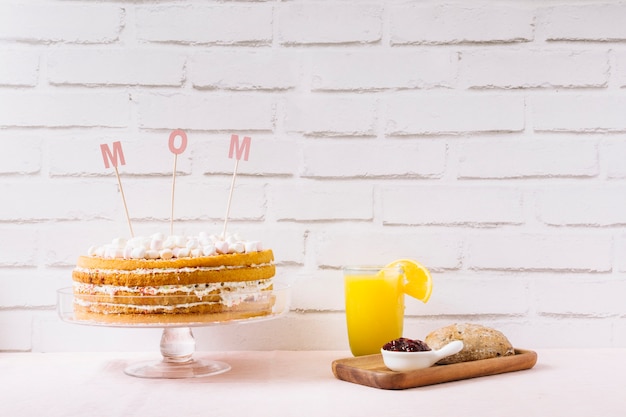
{"left": 344, "top": 266, "right": 404, "bottom": 356}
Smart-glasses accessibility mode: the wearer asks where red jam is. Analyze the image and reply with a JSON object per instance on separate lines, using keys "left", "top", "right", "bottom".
{"left": 382, "top": 337, "right": 431, "bottom": 352}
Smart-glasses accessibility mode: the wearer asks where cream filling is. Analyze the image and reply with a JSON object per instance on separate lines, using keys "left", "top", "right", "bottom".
{"left": 73, "top": 262, "right": 273, "bottom": 275}
{"left": 74, "top": 297, "right": 221, "bottom": 312}
{"left": 74, "top": 279, "right": 272, "bottom": 297}
{"left": 74, "top": 298, "right": 256, "bottom": 311}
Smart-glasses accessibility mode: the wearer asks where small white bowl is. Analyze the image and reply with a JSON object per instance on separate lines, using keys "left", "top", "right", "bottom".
{"left": 381, "top": 340, "right": 464, "bottom": 372}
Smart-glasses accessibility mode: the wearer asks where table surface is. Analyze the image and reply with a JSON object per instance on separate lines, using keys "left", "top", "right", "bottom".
{"left": 0, "top": 349, "right": 624, "bottom": 417}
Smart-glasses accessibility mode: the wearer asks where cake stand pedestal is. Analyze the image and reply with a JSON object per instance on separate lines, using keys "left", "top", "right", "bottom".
{"left": 124, "top": 327, "right": 231, "bottom": 378}
{"left": 56, "top": 286, "right": 289, "bottom": 379}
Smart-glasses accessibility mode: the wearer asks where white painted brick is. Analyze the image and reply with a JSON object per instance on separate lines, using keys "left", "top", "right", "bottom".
{"left": 270, "top": 183, "right": 373, "bottom": 222}
{"left": 416, "top": 273, "right": 529, "bottom": 317}
{"left": 301, "top": 139, "right": 446, "bottom": 178}
{"left": 609, "top": 234, "right": 626, "bottom": 272}
{"left": 381, "top": 185, "right": 524, "bottom": 226}
{"left": 312, "top": 229, "right": 462, "bottom": 269}
{"left": 500, "top": 319, "right": 614, "bottom": 348}
{"left": 194, "top": 135, "right": 299, "bottom": 177}
{"left": 40, "top": 221, "right": 128, "bottom": 267}
{"left": 310, "top": 49, "right": 455, "bottom": 91}
{"left": 33, "top": 313, "right": 161, "bottom": 352}
{"left": 532, "top": 94, "right": 626, "bottom": 132}
{"left": 601, "top": 138, "right": 626, "bottom": 179}
{"left": 3, "top": 0, "right": 626, "bottom": 350}
{"left": 466, "top": 232, "right": 612, "bottom": 272}
{"left": 32, "top": 312, "right": 340, "bottom": 351}
{"left": 458, "top": 136, "right": 598, "bottom": 179}
{"left": 0, "top": 181, "right": 119, "bottom": 222}
{"left": 136, "top": 5, "right": 272, "bottom": 44}
{"left": 387, "top": 93, "right": 525, "bottom": 135}
{"left": 291, "top": 269, "right": 345, "bottom": 311}
{"left": 190, "top": 50, "right": 299, "bottom": 91}
{"left": 123, "top": 178, "right": 267, "bottom": 222}
{"left": 255, "top": 226, "right": 306, "bottom": 266}
{"left": 0, "top": 49, "right": 39, "bottom": 86}
{"left": 284, "top": 96, "right": 376, "bottom": 136}
{"left": 613, "top": 319, "right": 626, "bottom": 346}
{"left": 540, "top": 5, "right": 626, "bottom": 41}
{"left": 49, "top": 134, "right": 192, "bottom": 177}
{"left": 534, "top": 275, "right": 626, "bottom": 317}
{"left": 251, "top": 269, "right": 529, "bottom": 316}
{"left": 136, "top": 93, "right": 274, "bottom": 131}
{"left": 194, "top": 313, "right": 351, "bottom": 351}
{"left": 0, "top": 226, "right": 39, "bottom": 266}
{"left": 612, "top": 50, "right": 626, "bottom": 88}
{"left": 460, "top": 49, "right": 608, "bottom": 89}
{"left": 390, "top": 5, "right": 533, "bottom": 45}
{"left": 278, "top": 4, "right": 382, "bottom": 45}
{"left": 175, "top": 180, "right": 268, "bottom": 222}
{"left": 537, "top": 184, "right": 626, "bottom": 226}
{"left": 0, "top": 4, "right": 121, "bottom": 43}
{"left": 0, "top": 311, "right": 33, "bottom": 351}
{"left": 0, "top": 91, "right": 129, "bottom": 128}
{"left": 0, "top": 268, "right": 67, "bottom": 306}
{"left": 47, "top": 49, "right": 185, "bottom": 87}
{"left": 0, "top": 134, "right": 42, "bottom": 174}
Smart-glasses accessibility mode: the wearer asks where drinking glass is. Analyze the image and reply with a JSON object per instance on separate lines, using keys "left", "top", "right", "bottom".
{"left": 343, "top": 265, "right": 405, "bottom": 356}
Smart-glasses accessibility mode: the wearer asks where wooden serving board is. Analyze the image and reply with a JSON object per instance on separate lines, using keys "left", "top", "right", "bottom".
{"left": 332, "top": 348, "right": 537, "bottom": 390}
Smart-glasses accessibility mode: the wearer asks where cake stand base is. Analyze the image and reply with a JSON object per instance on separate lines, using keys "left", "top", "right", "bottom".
{"left": 56, "top": 285, "right": 291, "bottom": 379}
{"left": 124, "top": 358, "right": 231, "bottom": 379}
{"left": 124, "top": 327, "right": 231, "bottom": 379}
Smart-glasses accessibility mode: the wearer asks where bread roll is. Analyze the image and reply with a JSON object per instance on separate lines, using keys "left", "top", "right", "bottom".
{"left": 425, "top": 323, "right": 515, "bottom": 364}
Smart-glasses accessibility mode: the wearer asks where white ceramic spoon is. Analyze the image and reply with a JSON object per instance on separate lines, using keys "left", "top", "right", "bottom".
{"left": 381, "top": 340, "right": 464, "bottom": 372}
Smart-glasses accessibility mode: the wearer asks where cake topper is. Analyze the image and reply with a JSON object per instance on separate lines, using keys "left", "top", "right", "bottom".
{"left": 100, "top": 141, "right": 134, "bottom": 237}
{"left": 99, "top": 133, "right": 251, "bottom": 240}
{"left": 168, "top": 129, "right": 188, "bottom": 236}
{"left": 222, "top": 134, "right": 252, "bottom": 238}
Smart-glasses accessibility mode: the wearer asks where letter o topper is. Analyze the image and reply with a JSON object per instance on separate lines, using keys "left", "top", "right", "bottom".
{"left": 168, "top": 129, "right": 187, "bottom": 155}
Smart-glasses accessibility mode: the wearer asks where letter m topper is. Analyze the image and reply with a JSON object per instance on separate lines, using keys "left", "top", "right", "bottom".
{"left": 100, "top": 141, "right": 126, "bottom": 169}
{"left": 228, "top": 135, "right": 251, "bottom": 161}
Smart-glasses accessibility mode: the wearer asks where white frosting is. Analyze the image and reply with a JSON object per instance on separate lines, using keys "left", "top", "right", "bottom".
{"left": 73, "top": 279, "right": 272, "bottom": 310}
{"left": 73, "top": 262, "right": 273, "bottom": 275}
{"left": 73, "top": 279, "right": 272, "bottom": 297}
{"left": 87, "top": 232, "right": 263, "bottom": 260}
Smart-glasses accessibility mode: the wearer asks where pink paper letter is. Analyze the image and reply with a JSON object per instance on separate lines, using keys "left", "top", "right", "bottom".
{"left": 100, "top": 141, "right": 126, "bottom": 168}
{"left": 228, "top": 134, "right": 251, "bottom": 161}
{"left": 168, "top": 129, "right": 187, "bottom": 155}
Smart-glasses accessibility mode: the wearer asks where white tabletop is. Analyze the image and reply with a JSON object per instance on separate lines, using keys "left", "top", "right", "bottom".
{"left": 0, "top": 349, "right": 624, "bottom": 417}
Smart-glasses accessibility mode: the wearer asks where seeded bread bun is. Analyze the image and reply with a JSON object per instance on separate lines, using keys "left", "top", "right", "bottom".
{"left": 425, "top": 323, "right": 515, "bottom": 364}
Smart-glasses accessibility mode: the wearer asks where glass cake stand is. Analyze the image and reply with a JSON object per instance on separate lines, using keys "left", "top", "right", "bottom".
{"left": 56, "top": 286, "right": 290, "bottom": 379}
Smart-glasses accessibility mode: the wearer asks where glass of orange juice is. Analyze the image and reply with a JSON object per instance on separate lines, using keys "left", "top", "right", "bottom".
{"left": 343, "top": 265, "right": 405, "bottom": 356}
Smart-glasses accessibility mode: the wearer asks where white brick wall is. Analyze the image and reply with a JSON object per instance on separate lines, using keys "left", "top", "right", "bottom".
{"left": 1, "top": 0, "right": 626, "bottom": 352}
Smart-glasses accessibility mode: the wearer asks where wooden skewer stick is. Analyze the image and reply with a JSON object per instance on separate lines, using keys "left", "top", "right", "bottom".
{"left": 221, "top": 157, "right": 239, "bottom": 239}
{"left": 222, "top": 135, "right": 251, "bottom": 239}
{"left": 100, "top": 141, "right": 133, "bottom": 238}
{"left": 170, "top": 153, "right": 178, "bottom": 236}
{"left": 114, "top": 164, "right": 134, "bottom": 238}
{"left": 168, "top": 129, "right": 188, "bottom": 237}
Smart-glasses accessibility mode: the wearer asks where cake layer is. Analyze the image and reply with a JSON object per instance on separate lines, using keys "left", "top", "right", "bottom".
{"left": 73, "top": 279, "right": 273, "bottom": 305}
{"left": 72, "top": 250, "right": 275, "bottom": 286}
{"left": 73, "top": 297, "right": 275, "bottom": 324}
{"left": 71, "top": 242, "right": 277, "bottom": 325}
{"left": 73, "top": 279, "right": 272, "bottom": 296}
{"left": 76, "top": 249, "right": 274, "bottom": 271}
{"left": 73, "top": 264, "right": 275, "bottom": 286}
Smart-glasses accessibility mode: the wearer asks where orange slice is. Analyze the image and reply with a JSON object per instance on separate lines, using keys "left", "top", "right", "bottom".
{"left": 386, "top": 259, "right": 433, "bottom": 303}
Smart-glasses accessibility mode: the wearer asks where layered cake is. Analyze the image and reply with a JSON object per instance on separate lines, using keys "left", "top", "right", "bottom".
{"left": 72, "top": 232, "right": 276, "bottom": 324}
